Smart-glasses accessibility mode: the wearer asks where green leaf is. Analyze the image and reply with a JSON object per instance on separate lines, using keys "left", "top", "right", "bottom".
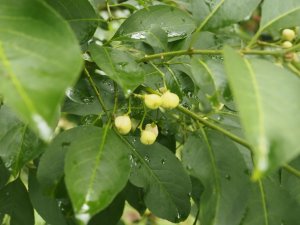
{"left": 37, "top": 127, "right": 96, "bottom": 195}
{"left": 0, "top": 0, "right": 83, "bottom": 141}
{"left": 28, "top": 169, "right": 67, "bottom": 225}
{"left": 45, "top": 0, "right": 99, "bottom": 44}
{"left": 127, "top": 139, "right": 192, "bottom": 222}
{"left": 242, "top": 176, "right": 300, "bottom": 225}
{"left": 260, "top": 0, "right": 300, "bottom": 34}
{"left": 89, "top": 44, "right": 145, "bottom": 95}
{"left": 124, "top": 182, "right": 146, "bottom": 215}
{"left": 113, "top": 5, "right": 196, "bottom": 42}
{"left": 0, "top": 159, "right": 10, "bottom": 189}
{"left": 145, "top": 26, "right": 168, "bottom": 52}
{"left": 64, "top": 126, "right": 130, "bottom": 224}
{"left": 0, "top": 179, "right": 34, "bottom": 225}
{"left": 182, "top": 130, "right": 250, "bottom": 225}
{"left": 191, "top": 0, "right": 260, "bottom": 30}
{"left": 0, "top": 105, "right": 43, "bottom": 175}
{"left": 88, "top": 192, "right": 125, "bottom": 225}
{"left": 223, "top": 47, "right": 300, "bottom": 178}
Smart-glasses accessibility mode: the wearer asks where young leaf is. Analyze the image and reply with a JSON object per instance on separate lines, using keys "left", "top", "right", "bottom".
{"left": 113, "top": 5, "right": 196, "bottom": 42}
{"left": 0, "top": 179, "right": 34, "bottom": 225}
{"left": 0, "top": 0, "right": 83, "bottom": 141}
{"left": 64, "top": 126, "right": 130, "bottom": 224}
{"left": 37, "top": 127, "right": 85, "bottom": 195}
{"left": 127, "top": 139, "right": 192, "bottom": 223}
{"left": 224, "top": 47, "right": 300, "bottom": 178}
{"left": 28, "top": 169, "right": 67, "bottom": 225}
{"left": 0, "top": 105, "right": 43, "bottom": 176}
{"left": 182, "top": 130, "right": 250, "bottom": 225}
{"left": 89, "top": 44, "right": 145, "bottom": 95}
{"left": 45, "top": 0, "right": 99, "bottom": 44}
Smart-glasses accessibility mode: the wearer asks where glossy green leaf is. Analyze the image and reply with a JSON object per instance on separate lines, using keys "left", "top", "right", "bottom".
{"left": 0, "top": 105, "right": 43, "bottom": 175}
{"left": 224, "top": 47, "right": 300, "bottom": 178}
{"left": 37, "top": 127, "right": 98, "bottom": 195}
{"left": 28, "top": 169, "right": 67, "bottom": 225}
{"left": 127, "top": 139, "right": 192, "bottom": 223}
{"left": 260, "top": 0, "right": 300, "bottom": 33}
{"left": 124, "top": 182, "right": 146, "bottom": 215}
{"left": 191, "top": 0, "right": 260, "bottom": 30}
{"left": 0, "top": 0, "right": 83, "bottom": 141}
{"left": 89, "top": 44, "right": 145, "bottom": 95}
{"left": 88, "top": 192, "right": 125, "bottom": 225}
{"left": 113, "top": 5, "right": 196, "bottom": 42}
{"left": 46, "top": 0, "right": 98, "bottom": 44}
{"left": 0, "top": 179, "right": 34, "bottom": 225}
{"left": 182, "top": 130, "right": 250, "bottom": 225}
{"left": 242, "top": 176, "right": 300, "bottom": 225}
{"left": 145, "top": 26, "right": 168, "bottom": 52}
{"left": 64, "top": 126, "right": 130, "bottom": 224}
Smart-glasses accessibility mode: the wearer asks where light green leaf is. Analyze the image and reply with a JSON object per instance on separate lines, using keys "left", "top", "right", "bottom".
{"left": 89, "top": 44, "right": 145, "bottom": 95}
{"left": 0, "top": 179, "right": 34, "bottom": 225}
{"left": 242, "top": 176, "right": 300, "bottom": 225}
{"left": 191, "top": 0, "right": 260, "bottom": 31}
{"left": 0, "top": 105, "right": 43, "bottom": 176}
{"left": 145, "top": 26, "right": 168, "bottom": 52}
{"left": 28, "top": 170, "right": 67, "bottom": 225}
{"left": 127, "top": 138, "right": 192, "bottom": 223}
{"left": 64, "top": 126, "right": 130, "bottom": 224}
{"left": 182, "top": 130, "right": 250, "bottom": 225}
{"left": 46, "top": 0, "right": 99, "bottom": 44}
{"left": 113, "top": 5, "right": 196, "bottom": 42}
{"left": 223, "top": 46, "right": 300, "bottom": 178}
{"left": 0, "top": 0, "right": 83, "bottom": 141}
{"left": 249, "top": 0, "right": 300, "bottom": 45}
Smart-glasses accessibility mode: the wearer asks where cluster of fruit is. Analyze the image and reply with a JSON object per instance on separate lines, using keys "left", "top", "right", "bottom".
{"left": 281, "top": 28, "right": 297, "bottom": 49}
{"left": 114, "top": 90, "right": 180, "bottom": 145}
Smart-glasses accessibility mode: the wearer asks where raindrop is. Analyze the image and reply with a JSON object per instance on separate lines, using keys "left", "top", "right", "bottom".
{"left": 177, "top": 212, "right": 181, "bottom": 220}
{"left": 161, "top": 159, "right": 166, "bottom": 165}
{"left": 131, "top": 31, "right": 146, "bottom": 40}
{"left": 225, "top": 174, "right": 231, "bottom": 180}
{"left": 5, "top": 192, "right": 9, "bottom": 196}
{"left": 144, "top": 155, "right": 150, "bottom": 163}
{"left": 216, "top": 115, "right": 222, "bottom": 121}
{"left": 188, "top": 192, "right": 192, "bottom": 197}
{"left": 186, "top": 165, "right": 192, "bottom": 171}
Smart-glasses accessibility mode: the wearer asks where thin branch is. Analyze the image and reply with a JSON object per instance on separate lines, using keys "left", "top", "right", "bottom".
{"left": 84, "top": 68, "right": 108, "bottom": 116}
{"left": 283, "top": 164, "right": 300, "bottom": 178}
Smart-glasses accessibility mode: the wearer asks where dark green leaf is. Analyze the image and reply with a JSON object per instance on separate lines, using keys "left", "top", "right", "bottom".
{"left": 113, "top": 5, "right": 196, "bottom": 42}
{"left": 0, "top": 179, "right": 34, "bottom": 225}
{"left": 37, "top": 127, "right": 94, "bottom": 195}
{"left": 88, "top": 192, "right": 125, "bottom": 225}
{"left": 127, "top": 139, "right": 192, "bottom": 222}
{"left": 224, "top": 47, "right": 300, "bottom": 178}
{"left": 89, "top": 44, "right": 145, "bottom": 95}
{"left": 46, "top": 0, "right": 99, "bottom": 44}
{"left": 64, "top": 126, "right": 130, "bottom": 224}
{"left": 242, "top": 176, "right": 300, "bottom": 225}
{"left": 182, "top": 130, "right": 250, "bottom": 225}
{"left": 0, "top": 0, "right": 83, "bottom": 141}
{"left": 124, "top": 182, "right": 146, "bottom": 215}
{"left": 0, "top": 158, "right": 10, "bottom": 189}
{"left": 0, "top": 106, "right": 43, "bottom": 175}
{"left": 28, "top": 169, "right": 67, "bottom": 225}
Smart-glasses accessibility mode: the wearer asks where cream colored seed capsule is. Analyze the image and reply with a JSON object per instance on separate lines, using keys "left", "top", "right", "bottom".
{"left": 161, "top": 91, "right": 180, "bottom": 109}
{"left": 282, "top": 41, "right": 293, "bottom": 49}
{"left": 140, "top": 130, "right": 156, "bottom": 145}
{"left": 145, "top": 123, "right": 159, "bottom": 137}
{"left": 144, "top": 94, "right": 162, "bottom": 110}
{"left": 114, "top": 115, "right": 132, "bottom": 135}
{"left": 282, "top": 29, "right": 296, "bottom": 41}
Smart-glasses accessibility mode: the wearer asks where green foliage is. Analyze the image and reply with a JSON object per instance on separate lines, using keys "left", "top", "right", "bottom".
{"left": 0, "top": 0, "right": 300, "bottom": 225}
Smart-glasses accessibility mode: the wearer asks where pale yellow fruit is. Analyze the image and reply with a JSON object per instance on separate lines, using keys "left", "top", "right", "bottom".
{"left": 114, "top": 115, "right": 132, "bottom": 135}
{"left": 161, "top": 91, "right": 180, "bottom": 109}
{"left": 282, "top": 29, "right": 296, "bottom": 41}
{"left": 144, "top": 94, "right": 162, "bottom": 109}
{"left": 140, "top": 130, "right": 156, "bottom": 145}
{"left": 282, "top": 41, "right": 293, "bottom": 49}
{"left": 145, "top": 123, "right": 159, "bottom": 137}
